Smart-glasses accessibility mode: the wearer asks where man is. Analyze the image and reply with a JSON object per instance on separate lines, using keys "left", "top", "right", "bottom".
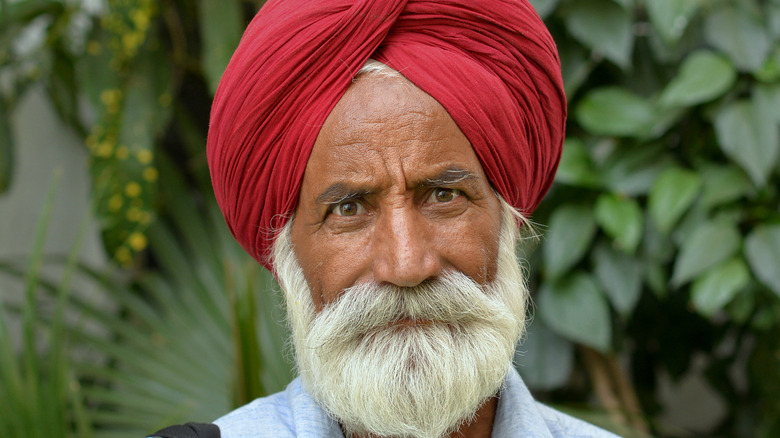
{"left": 200, "top": 0, "right": 618, "bottom": 437}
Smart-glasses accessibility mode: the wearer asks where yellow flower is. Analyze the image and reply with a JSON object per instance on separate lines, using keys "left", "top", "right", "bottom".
{"left": 116, "top": 146, "right": 129, "bottom": 160}
{"left": 115, "top": 246, "right": 132, "bottom": 266}
{"left": 140, "top": 211, "right": 153, "bottom": 225}
{"left": 131, "top": 9, "right": 150, "bottom": 31}
{"left": 143, "top": 167, "right": 158, "bottom": 182}
{"left": 136, "top": 149, "right": 153, "bottom": 164}
{"left": 96, "top": 142, "right": 114, "bottom": 158}
{"left": 125, "top": 182, "right": 142, "bottom": 197}
{"left": 108, "top": 195, "right": 123, "bottom": 212}
{"left": 127, "top": 232, "right": 148, "bottom": 251}
{"left": 100, "top": 89, "right": 121, "bottom": 106}
{"left": 126, "top": 207, "right": 143, "bottom": 222}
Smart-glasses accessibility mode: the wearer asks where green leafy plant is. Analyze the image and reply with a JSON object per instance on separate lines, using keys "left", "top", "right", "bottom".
{"left": 0, "top": 0, "right": 251, "bottom": 266}
{"left": 517, "top": 0, "right": 780, "bottom": 435}
{"left": 0, "top": 170, "right": 92, "bottom": 438}
{"left": 70, "top": 157, "right": 292, "bottom": 437}
{"left": 79, "top": 158, "right": 291, "bottom": 437}
{"left": 1, "top": 161, "right": 292, "bottom": 438}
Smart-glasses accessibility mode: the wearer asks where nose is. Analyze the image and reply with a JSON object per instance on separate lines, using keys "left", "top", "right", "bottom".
{"left": 372, "top": 206, "right": 442, "bottom": 287}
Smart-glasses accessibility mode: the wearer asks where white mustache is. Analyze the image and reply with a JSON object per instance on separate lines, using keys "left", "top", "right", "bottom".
{"left": 309, "top": 271, "right": 514, "bottom": 350}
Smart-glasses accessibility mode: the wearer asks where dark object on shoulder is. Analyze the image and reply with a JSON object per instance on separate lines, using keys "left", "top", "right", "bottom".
{"left": 146, "top": 422, "right": 220, "bottom": 438}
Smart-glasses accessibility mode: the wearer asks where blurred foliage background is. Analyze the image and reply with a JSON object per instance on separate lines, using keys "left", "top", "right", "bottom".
{"left": 0, "top": 0, "right": 779, "bottom": 437}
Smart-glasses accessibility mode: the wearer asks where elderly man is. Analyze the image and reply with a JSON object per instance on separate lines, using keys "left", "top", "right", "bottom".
{"left": 154, "top": 0, "right": 619, "bottom": 437}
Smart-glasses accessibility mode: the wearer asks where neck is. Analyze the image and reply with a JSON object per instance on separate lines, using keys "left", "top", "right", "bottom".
{"left": 350, "top": 396, "right": 499, "bottom": 438}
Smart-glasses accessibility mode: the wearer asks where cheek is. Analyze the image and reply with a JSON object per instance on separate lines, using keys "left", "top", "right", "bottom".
{"left": 292, "top": 228, "right": 373, "bottom": 310}
{"left": 437, "top": 211, "right": 502, "bottom": 285}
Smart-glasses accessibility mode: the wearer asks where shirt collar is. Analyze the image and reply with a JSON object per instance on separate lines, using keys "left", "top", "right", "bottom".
{"left": 491, "top": 367, "right": 555, "bottom": 438}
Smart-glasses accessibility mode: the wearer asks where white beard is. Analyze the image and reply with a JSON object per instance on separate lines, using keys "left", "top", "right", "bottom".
{"left": 273, "top": 202, "right": 529, "bottom": 438}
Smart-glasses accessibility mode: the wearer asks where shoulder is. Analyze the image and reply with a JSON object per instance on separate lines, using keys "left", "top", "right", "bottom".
{"left": 213, "top": 378, "right": 343, "bottom": 438}
{"left": 535, "top": 403, "right": 622, "bottom": 438}
{"left": 213, "top": 385, "right": 296, "bottom": 438}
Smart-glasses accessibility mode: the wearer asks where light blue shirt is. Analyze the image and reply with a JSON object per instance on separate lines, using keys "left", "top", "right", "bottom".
{"left": 214, "top": 368, "right": 620, "bottom": 437}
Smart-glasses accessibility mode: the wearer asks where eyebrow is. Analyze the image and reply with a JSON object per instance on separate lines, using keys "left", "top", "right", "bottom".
{"left": 417, "top": 167, "right": 478, "bottom": 189}
{"left": 314, "top": 167, "right": 479, "bottom": 205}
{"left": 315, "top": 183, "right": 375, "bottom": 205}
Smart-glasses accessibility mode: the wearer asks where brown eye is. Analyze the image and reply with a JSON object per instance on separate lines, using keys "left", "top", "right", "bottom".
{"left": 334, "top": 200, "right": 365, "bottom": 216}
{"left": 430, "top": 188, "right": 461, "bottom": 203}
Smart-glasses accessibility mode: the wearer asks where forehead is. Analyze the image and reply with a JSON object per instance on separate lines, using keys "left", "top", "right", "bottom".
{"left": 302, "top": 75, "right": 490, "bottom": 190}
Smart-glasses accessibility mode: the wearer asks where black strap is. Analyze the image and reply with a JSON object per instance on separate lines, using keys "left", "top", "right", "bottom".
{"left": 146, "top": 422, "right": 220, "bottom": 438}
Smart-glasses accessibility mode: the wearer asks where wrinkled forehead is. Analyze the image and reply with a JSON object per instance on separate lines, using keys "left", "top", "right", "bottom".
{"left": 302, "top": 71, "right": 490, "bottom": 191}
{"left": 320, "top": 67, "right": 462, "bottom": 147}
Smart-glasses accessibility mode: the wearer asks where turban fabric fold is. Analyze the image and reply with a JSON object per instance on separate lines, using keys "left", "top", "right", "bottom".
{"left": 207, "top": 0, "right": 567, "bottom": 270}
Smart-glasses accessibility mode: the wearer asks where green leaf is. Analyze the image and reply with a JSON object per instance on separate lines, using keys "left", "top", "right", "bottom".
{"left": 658, "top": 50, "right": 736, "bottom": 107}
{"left": 514, "top": 318, "right": 573, "bottom": 391}
{"left": 560, "top": 43, "right": 594, "bottom": 98}
{"left": 704, "top": 5, "right": 772, "bottom": 72}
{"left": 198, "top": 0, "right": 244, "bottom": 95}
{"left": 543, "top": 204, "right": 597, "bottom": 280}
{"left": 642, "top": 211, "right": 675, "bottom": 264}
{"left": 127, "top": 40, "right": 174, "bottom": 138}
{"left": 575, "top": 87, "right": 654, "bottom": 137}
{"left": 645, "top": 9, "right": 702, "bottom": 64}
{"left": 0, "top": 169, "right": 97, "bottom": 437}
{"left": 671, "top": 219, "right": 741, "bottom": 287}
{"left": 594, "top": 193, "right": 643, "bottom": 254}
{"left": 751, "top": 305, "right": 778, "bottom": 331}
{"left": 256, "top": 269, "right": 295, "bottom": 393}
{"left": 698, "top": 164, "right": 753, "bottom": 210}
{"left": 714, "top": 99, "right": 780, "bottom": 188}
{"left": 671, "top": 200, "right": 708, "bottom": 247}
{"left": 65, "top": 175, "right": 295, "bottom": 433}
{"left": 87, "top": 31, "right": 174, "bottom": 266}
{"left": 229, "top": 265, "right": 266, "bottom": 405}
{"left": 603, "top": 144, "right": 674, "bottom": 196}
{"left": 538, "top": 272, "right": 612, "bottom": 352}
{"left": 648, "top": 167, "right": 702, "bottom": 234}
{"left": 47, "top": 48, "right": 83, "bottom": 135}
{"left": 645, "top": 0, "right": 701, "bottom": 44}
{"left": 726, "top": 286, "right": 756, "bottom": 324}
{"left": 755, "top": 83, "right": 780, "bottom": 125}
{"left": 644, "top": 261, "right": 668, "bottom": 298}
{"left": 23, "top": 171, "right": 62, "bottom": 433}
{"left": 745, "top": 225, "right": 780, "bottom": 298}
{"left": 555, "top": 138, "right": 602, "bottom": 188}
{"left": 0, "top": 102, "right": 13, "bottom": 195}
{"left": 563, "top": 0, "right": 634, "bottom": 69}
{"left": 755, "top": 46, "right": 780, "bottom": 82}
{"left": 691, "top": 258, "right": 750, "bottom": 317}
{"left": 647, "top": 105, "right": 687, "bottom": 139}
{"left": 593, "top": 243, "right": 643, "bottom": 316}
{"left": 77, "top": 27, "right": 123, "bottom": 117}
{"left": 529, "top": 0, "right": 560, "bottom": 19}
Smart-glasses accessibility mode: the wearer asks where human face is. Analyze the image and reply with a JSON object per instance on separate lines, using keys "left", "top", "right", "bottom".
{"left": 290, "top": 74, "right": 503, "bottom": 311}
{"left": 275, "top": 209, "right": 526, "bottom": 438}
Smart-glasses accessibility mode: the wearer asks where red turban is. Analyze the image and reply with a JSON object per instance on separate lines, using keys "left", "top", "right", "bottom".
{"left": 208, "top": 0, "right": 566, "bottom": 270}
